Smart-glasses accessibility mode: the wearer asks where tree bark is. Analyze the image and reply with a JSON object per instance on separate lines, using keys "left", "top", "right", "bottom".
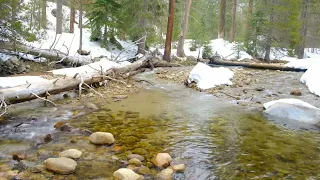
{"left": 218, "top": 0, "right": 227, "bottom": 39}
{"left": 177, "top": 0, "right": 192, "bottom": 57}
{"left": 229, "top": 0, "right": 237, "bottom": 42}
{"left": 209, "top": 59, "right": 306, "bottom": 72}
{"left": 245, "top": 0, "right": 253, "bottom": 34}
{"left": 163, "top": 0, "right": 175, "bottom": 61}
{"left": 296, "top": 0, "right": 310, "bottom": 59}
{"left": 264, "top": 0, "right": 274, "bottom": 61}
{"left": 137, "top": 36, "right": 146, "bottom": 55}
{"left": 78, "top": 1, "right": 83, "bottom": 52}
{"left": 70, "top": 0, "right": 75, "bottom": 33}
{"left": 41, "top": 0, "right": 47, "bottom": 29}
{"left": 56, "top": 0, "right": 63, "bottom": 34}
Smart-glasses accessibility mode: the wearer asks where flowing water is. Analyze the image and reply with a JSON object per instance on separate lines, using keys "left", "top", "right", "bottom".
{"left": 0, "top": 70, "right": 320, "bottom": 179}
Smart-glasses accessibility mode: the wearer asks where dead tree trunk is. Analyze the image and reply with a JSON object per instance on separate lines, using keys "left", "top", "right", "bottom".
{"left": 218, "top": 0, "right": 227, "bottom": 39}
{"left": 177, "top": 0, "right": 192, "bottom": 57}
{"left": 137, "top": 36, "right": 146, "bottom": 55}
{"left": 78, "top": 1, "right": 83, "bottom": 52}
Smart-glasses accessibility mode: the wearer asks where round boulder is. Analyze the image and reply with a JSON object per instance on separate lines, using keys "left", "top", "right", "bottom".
{"left": 113, "top": 168, "right": 143, "bottom": 180}
{"left": 152, "top": 153, "right": 172, "bottom": 168}
{"left": 59, "top": 149, "right": 82, "bottom": 159}
{"left": 89, "top": 132, "right": 115, "bottom": 145}
{"left": 44, "top": 157, "right": 77, "bottom": 174}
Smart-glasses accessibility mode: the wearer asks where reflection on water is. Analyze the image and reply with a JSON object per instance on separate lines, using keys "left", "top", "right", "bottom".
{"left": 0, "top": 71, "right": 319, "bottom": 179}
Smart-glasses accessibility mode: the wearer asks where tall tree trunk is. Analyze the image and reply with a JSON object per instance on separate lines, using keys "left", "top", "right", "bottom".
{"left": 137, "top": 36, "right": 146, "bottom": 55}
{"left": 177, "top": 0, "right": 192, "bottom": 57}
{"left": 163, "top": 0, "right": 175, "bottom": 61}
{"left": 218, "top": 0, "right": 227, "bottom": 39}
{"left": 78, "top": 2, "right": 83, "bottom": 52}
{"left": 38, "top": 0, "right": 41, "bottom": 30}
{"left": 245, "top": 0, "right": 253, "bottom": 34}
{"left": 264, "top": 0, "right": 275, "bottom": 61}
{"left": 70, "top": 0, "right": 75, "bottom": 33}
{"left": 296, "top": 0, "right": 310, "bottom": 59}
{"left": 41, "top": 0, "right": 46, "bottom": 29}
{"left": 229, "top": 0, "right": 237, "bottom": 42}
{"left": 56, "top": 0, "right": 63, "bottom": 34}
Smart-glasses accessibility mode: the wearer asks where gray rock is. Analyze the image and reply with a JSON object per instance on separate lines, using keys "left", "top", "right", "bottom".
{"left": 89, "top": 132, "right": 115, "bottom": 145}
{"left": 129, "top": 158, "right": 142, "bottom": 167}
{"left": 171, "top": 164, "right": 186, "bottom": 173}
{"left": 157, "top": 168, "right": 174, "bottom": 180}
{"left": 128, "top": 154, "right": 145, "bottom": 162}
{"left": 44, "top": 157, "right": 77, "bottom": 174}
{"left": 59, "top": 149, "right": 82, "bottom": 159}
{"left": 152, "top": 153, "right": 172, "bottom": 168}
{"left": 14, "top": 160, "right": 34, "bottom": 171}
{"left": 113, "top": 168, "right": 143, "bottom": 180}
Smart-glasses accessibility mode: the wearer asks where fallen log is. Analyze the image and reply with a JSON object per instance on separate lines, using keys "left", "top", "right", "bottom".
{"left": 0, "top": 43, "right": 92, "bottom": 65}
{"left": 0, "top": 56, "right": 180, "bottom": 105}
{"left": 208, "top": 59, "right": 306, "bottom": 72}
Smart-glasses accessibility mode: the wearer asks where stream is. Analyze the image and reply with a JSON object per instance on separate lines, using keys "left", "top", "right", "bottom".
{"left": 0, "top": 69, "right": 320, "bottom": 179}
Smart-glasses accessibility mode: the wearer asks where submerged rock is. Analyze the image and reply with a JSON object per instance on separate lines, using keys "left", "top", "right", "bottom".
{"left": 12, "top": 153, "right": 27, "bottom": 161}
{"left": 44, "top": 157, "right": 77, "bottom": 174}
{"left": 157, "top": 168, "right": 174, "bottom": 180}
{"left": 129, "top": 158, "right": 142, "bottom": 167}
{"left": 128, "top": 154, "right": 145, "bottom": 162}
{"left": 59, "top": 149, "right": 82, "bottom": 159}
{"left": 152, "top": 153, "right": 172, "bottom": 168}
{"left": 43, "top": 134, "right": 53, "bottom": 143}
{"left": 113, "top": 168, "right": 143, "bottom": 180}
{"left": 89, "top": 132, "right": 115, "bottom": 145}
{"left": 171, "top": 164, "right": 186, "bottom": 173}
{"left": 264, "top": 99, "right": 320, "bottom": 125}
{"left": 290, "top": 90, "right": 302, "bottom": 96}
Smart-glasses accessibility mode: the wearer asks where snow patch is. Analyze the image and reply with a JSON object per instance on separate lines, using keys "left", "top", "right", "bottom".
{"left": 188, "top": 62, "right": 234, "bottom": 90}
{"left": 0, "top": 53, "right": 13, "bottom": 61}
{"left": 300, "top": 65, "right": 320, "bottom": 96}
{"left": 264, "top": 99, "right": 320, "bottom": 124}
{"left": 0, "top": 76, "right": 49, "bottom": 88}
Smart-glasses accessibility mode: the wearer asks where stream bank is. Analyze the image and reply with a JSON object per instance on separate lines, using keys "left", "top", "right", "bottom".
{"left": 0, "top": 67, "right": 319, "bottom": 179}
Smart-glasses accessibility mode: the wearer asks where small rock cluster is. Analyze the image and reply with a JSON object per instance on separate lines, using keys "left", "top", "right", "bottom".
{"left": 0, "top": 56, "right": 30, "bottom": 76}
{"left": 113, "top": 152, "right": 186, "bottom": 180}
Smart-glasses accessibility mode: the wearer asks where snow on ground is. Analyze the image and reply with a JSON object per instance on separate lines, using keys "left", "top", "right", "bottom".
{"left": 51, "top": 58, "right": 122, "bottom": 77}
{"left": 0, "top": 76, "right": 49, "bottom": 89}
{"left": 154, "top": 39, "right": 252, "bottom": 61}
{"left": 188, "top": 62, "right": 234, "bottom": 90}
{"left": 25, "top": 2, "right": 137, "bottom": 62}
{"left": 263, "top": 99, "right": 320, "bottom": 124}
{"left": 0, "top": 53, "right": 12, "bottom": 61}
{"left": 284, "top": 58, "right": 320, "bottom": 96}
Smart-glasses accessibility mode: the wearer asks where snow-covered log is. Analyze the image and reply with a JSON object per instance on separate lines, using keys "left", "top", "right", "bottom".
{"left": 209, "top": 59, "right": 306, "bottom": 72}
{"left": 0, "top": 56, "right": 180, "bottom": 104}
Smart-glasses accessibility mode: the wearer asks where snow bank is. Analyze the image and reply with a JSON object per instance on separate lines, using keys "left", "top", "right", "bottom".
{"left": 264, "top": 99, "right": 320, "bottom": 124}
{"left": 300, "top": 65, "right": 320, "bottom": 96}
{"left": 285, "top": 58, "right": 320, "bottom": 96}
{"left": 209, "top": 39, "right": 252, "bottom": 61}
{"left": 188, "top": 62, "right": 234, "bottom": 90}
{"left": 51, "top": 58, "right": 122, "bottom": 77}
{"left": 0, "top": 76, "right": 49, "bottom": 89}
{"left": 0, "top": 53, "right": 13, "bottom": 61}
{"left": 26, "top": 2, "right": 137, "bottom": 62}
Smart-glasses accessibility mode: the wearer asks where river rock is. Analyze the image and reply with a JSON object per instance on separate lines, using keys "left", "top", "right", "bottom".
{"left": 14, "top": 160, "right": 33, "bottom": 171}
{"left": 59, "top": 149, "right": 82, "bottom": 159}
{"left": 264, "top": 99, "right": 320, "bottom": 124}
{"left": 152, "top": 153, "right": 172, "bottom": 168}
{"left": 12, "top": 153, "right": 27, "bottom": 161}
{"left": 128, "top": 154, "right": 145, "bottom": 162}
{"left": 112, "top": 95, "right": 128, "bottom": 99}
{"left": 129, "top": 158, "right": 142, "bottom": 167}
{"left": 89, "top": 132, "right": 115, "bottom": 145}
{"left": 113, "top": 168, "right": 143, "bottom": 180}
{"left": 85, "top": 102, "right": 99, "bottom": 110}
{"left": 44, "top": 157, "right": 77, "bottom": 174}
{"left": 44, "top": 134, "right": 53, "bottom": 143}
{"left": 171, "top": 164, "right": 186, "bottom": 173}
{"left": 290, "top": 90, "right": 302, "bottom": 96}
{"left": 61, "top": 123, "right": 72, "bottom": 132}
{"left": 157, "top": 168, "right": 174, "bottom": 180}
